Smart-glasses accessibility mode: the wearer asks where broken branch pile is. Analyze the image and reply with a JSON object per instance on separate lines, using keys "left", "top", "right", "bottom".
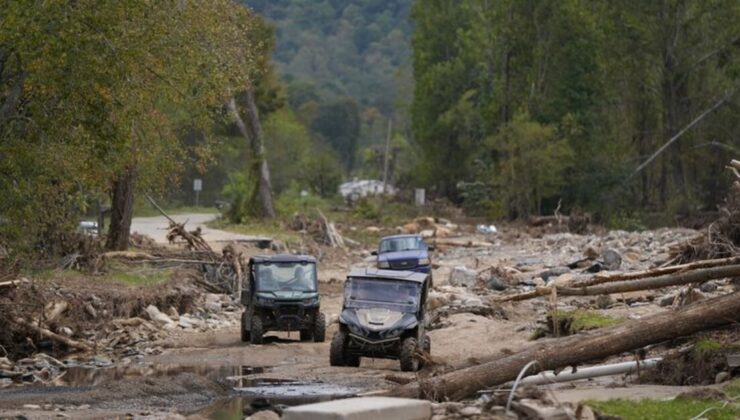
{"left": 497, "top": 263, "right": 740, "bottom": 302}
{"left": 670, "top": 159, "right": 740, "bottom": 263}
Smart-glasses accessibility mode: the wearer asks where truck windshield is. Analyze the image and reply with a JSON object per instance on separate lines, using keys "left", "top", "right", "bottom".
{"left": 345, "top": 278, "right": 420, "bottom": 313}
{"left": 254, "top": 262, "right": 317, "bottom": 292}
{"left": 379, "top": 237, "right": 426, "bottom": 254}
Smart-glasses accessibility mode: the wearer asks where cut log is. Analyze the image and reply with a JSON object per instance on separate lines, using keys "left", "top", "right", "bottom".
{"left": 576, "top": 256, "right": 740, "bottom": 287}
{"left": 385, "top": 290, "right": 740, "bottom": 400}
{"left": 497, "top": 264, "right": 740, "bottom": 302}
{"left": 14, "top": 318, "right": 92, "bottom": 352}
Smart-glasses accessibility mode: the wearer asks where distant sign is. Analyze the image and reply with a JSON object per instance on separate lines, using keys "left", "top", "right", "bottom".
{"left": 193, "top": 179, "right": 202, "bottom": 192}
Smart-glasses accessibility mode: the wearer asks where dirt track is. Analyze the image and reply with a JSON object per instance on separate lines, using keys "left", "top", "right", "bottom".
{"left": 0, "top": 219, "right": 726, "bottom": 418}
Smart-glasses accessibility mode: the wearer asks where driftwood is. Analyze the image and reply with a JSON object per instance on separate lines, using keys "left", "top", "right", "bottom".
{"left": 431, "top": 238, "right": 494, "bottom": 249}
{"left": 146, "top": 195, "right": 216, "bottom": 258}
{"left": 14, "top": 318, "right": 92, "bottom": 352}
{"left": 498, "top": 264, "right": 740, "bottom": 302}
{"left": 43, "top": 301, "right": 69, "bottom": 323}
{"left": 316, "top": 208, "right": 355, "bottom": 248}
{"left": 386, "top": 290, "right": 740, "bottom": 400}
{"left": 222, "top": 244, "right": 245, "bottom": 296}
{"left": 0, "top": 279, "right": 27, "bottom": 289}
{"left": 575, "top": 256, "right": 740, "bottom": 287}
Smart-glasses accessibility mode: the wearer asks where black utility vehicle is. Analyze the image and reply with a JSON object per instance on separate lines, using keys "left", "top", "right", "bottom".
{"left": 330, "top": 268, "right": 431, "bottom": 372}
{"left": 240, "top": 255, "right": 325, "bottom": 345}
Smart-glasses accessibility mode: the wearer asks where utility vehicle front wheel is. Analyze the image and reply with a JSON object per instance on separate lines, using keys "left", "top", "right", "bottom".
{"left": 249, "top": 316, "right": 264, "bottom": 345}
{"left": 330, "top": 331, "right": 349, "bottom": 366}
{"left": 399, "top": 337, "right": 420, "bottom": 372}
{"left": 313, "top": 312, "right": 326, "bottom": 342}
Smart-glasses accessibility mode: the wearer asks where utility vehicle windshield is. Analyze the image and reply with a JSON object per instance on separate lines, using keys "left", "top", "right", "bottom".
{"left": 345, "top": 277, "right": 420, "bottom": 313}
{"left": 379, "top": 236, "right": 426, "bottom": 254}
{"left": 254, "top": 262, "right": 317, "bottom": 292}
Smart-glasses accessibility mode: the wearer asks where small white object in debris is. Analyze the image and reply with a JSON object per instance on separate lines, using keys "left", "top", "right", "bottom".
{"left": 59, "top": 327, "right": 74, "bottom": 337}
{"left": 247, "top": 410, "right": 280, "bottom": 420}
{"left": 283, "top": 397, "right": 431, "bottom": 420}
{"left": 476, "top": 224, "right": 497, "bottom": 235}
{"left": 459, "top": 406, "right": 482, "bottom": 417}
{"left": 23, "top": 404, "right": 42, "bottom": 410}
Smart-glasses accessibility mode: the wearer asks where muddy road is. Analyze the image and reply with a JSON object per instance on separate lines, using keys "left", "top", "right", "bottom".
{"left": 0, "top": 219, "right": 720, "bottom": 419}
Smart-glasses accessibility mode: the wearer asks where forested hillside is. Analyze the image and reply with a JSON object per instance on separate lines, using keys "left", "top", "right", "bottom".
{"left": 244, "top": 0, "right": 413, "bottom": 115}
{"left": 412, "top": 0, "right": 740, "bottom": 222}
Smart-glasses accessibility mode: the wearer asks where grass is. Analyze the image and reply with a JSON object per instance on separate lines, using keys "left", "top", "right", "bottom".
{"left": 554, "top": 309, "right": 624, "bottom": 333}
{"left": 208, "top": 218, "right": 302, "bottom": 244}
{"left": 587, "top": 397, "right": 739, "bottom": 420}
{"left": 133, "top": 203, "right": 220, "bottom": 218}
{"left": 28, "top": 263, "right": 172, "bottom": 287}
{"left": 726, "top": 379, "right": 740, "bottom": 397}
{"left": 585, "top": 379, "right": 740, "bottom": 420}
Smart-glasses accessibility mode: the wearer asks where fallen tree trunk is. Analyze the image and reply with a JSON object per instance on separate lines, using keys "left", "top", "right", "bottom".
{"left": 14, "top": 318, "right": 92, "bottom": 352}
{"left": 498, "top": 264, "right": 740, "bottom": 301}
{"left": 575, "top": 256, "right": 740, "bottom": 287}
{"left": 386, "top": 290, "right": 740, "bottom": 400}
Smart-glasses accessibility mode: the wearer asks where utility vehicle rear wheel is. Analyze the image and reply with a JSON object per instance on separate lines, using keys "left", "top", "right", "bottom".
{"left": 240, "top": 312, "right": 250, "bottom": 342}
{"left": 399, "top": 337, "right": 420, "bottom": 372}
{"left": 249, "top": 316, "right": 264, "bottom": 345}
{"left": 313, "top": 312, "right": 326, "bottom": 342}
{"left": 346, "top": 354, "right": 361, "bottom": 367}
{"left": 330, "top": 331, "right": 348, "bottom": 366}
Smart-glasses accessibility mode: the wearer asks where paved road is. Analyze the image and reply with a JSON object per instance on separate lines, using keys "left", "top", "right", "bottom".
{"left": 130, "top": 213, "right": 270, "bottom": 246}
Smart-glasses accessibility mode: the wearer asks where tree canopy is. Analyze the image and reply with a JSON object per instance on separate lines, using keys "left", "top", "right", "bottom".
{"left": 0, "top": 1, "right": 269, "bottom": 253}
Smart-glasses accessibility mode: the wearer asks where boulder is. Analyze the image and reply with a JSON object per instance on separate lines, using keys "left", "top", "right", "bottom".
{"left": 144, "top": 305, "right": 176, "bottom": 329}
{"left": 449, "top": 267, "right": 477, "bottom": 288}
{"left": 602, "top": 248, "right": 622, "bottom": 271}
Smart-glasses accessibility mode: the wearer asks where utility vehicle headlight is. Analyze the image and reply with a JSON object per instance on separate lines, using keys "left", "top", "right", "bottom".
{"left": 418, "top": 258, "right": 430, "bottom": 266}
{"left": 378, "top": 260, "right": 390, "bottom": 269}
{"left": 303, "top": 297, "right": 319, "bottom": 305}
{"left": 256, "top": 295, "right": 273, "bottom": 304}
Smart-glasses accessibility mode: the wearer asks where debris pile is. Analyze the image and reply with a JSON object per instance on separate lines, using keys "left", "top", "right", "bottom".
{"left": 671, "top": 159, "right": 740, "bottom": 263}
{"left": 397, "top": 216, "right": 459, "bottom": 238}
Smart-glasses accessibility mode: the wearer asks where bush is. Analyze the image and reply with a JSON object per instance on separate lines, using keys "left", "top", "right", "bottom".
{"left": 275, "top": 182, "right": 331, "bottom": 216}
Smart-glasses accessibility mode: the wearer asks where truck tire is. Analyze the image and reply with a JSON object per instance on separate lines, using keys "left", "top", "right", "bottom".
{"left": 300, "top": 329, "right": 312, "bottom": 341}
{"left": 313, "top": 312, "right": 326, "bottom": 343}
{"left": 250, "top": 316, "right": 264, "bottom": 345}
{"left": 240, "top": 312, "right": 250, "bottom": 342}
{"left": 329, "top": 331, "right": 347, "bottom": 366}
{"left": 399, "top": 337, "right": 420, "bottom": 372}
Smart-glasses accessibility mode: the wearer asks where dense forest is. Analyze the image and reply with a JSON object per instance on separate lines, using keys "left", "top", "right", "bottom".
{"left": 1, "top": 0, "right": 739, "bottom": 260}
{"left": 412, "top": 0, "right": 740, "bottom": 222}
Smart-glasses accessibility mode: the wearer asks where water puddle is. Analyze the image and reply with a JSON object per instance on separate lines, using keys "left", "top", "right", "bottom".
{"left": 196, "top": 381, "right": 358, "bottom": 419}
{"left": 53, "top": 364, "right": 257, "bottom": 387}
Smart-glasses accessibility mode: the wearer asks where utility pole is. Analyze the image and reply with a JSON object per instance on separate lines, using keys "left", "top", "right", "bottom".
{"left": 382, "top": 118, "right": 392, "bottom": 194}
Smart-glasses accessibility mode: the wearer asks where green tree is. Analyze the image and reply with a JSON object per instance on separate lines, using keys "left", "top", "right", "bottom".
{"left": 0, "top": 1, "right": 268, "bottom": 252}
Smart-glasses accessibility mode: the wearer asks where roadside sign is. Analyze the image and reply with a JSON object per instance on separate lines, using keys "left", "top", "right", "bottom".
{"left": 193, "top": 179, "right": 203, "bottom": 192}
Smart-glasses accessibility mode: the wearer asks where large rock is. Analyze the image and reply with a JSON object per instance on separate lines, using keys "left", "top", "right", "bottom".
{"left": 602, "top": 248, "right": 622, "bottom": 271}
{"left": 144, "top": 305, "right": 176, "bottom": 329}
{"left": 449, "top": 267, "right": 477, "bottom": 288}
{"left": 283, "top": 397, "right": 432, "bottom": 420}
